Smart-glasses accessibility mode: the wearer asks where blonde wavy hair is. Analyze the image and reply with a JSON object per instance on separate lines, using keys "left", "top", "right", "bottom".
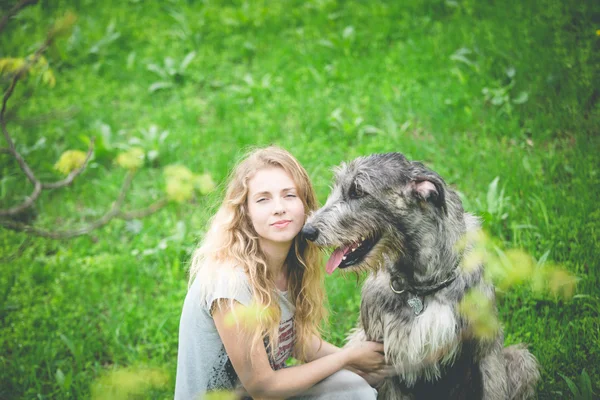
{"left": 189, "top": 146, "right": 326, "bottom": 362}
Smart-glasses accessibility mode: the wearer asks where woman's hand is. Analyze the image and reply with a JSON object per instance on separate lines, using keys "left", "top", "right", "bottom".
{"left": 343, "top": 341, "right": 395, "bottom": 387}
{"left": 353, "top": 365, "right": 396, "bottom": 388}
{"left": 342, "top": 341, "right": 386, "bottom": 373}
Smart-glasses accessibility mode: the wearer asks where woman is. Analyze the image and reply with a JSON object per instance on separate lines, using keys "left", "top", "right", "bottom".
{"left": 175, "top": 146, "right": 387, "bottom": 399}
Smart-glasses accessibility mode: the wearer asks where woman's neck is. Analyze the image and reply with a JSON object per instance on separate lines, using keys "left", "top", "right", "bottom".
{"left": 259, "top": 239, "right": 291, "bottom": 291}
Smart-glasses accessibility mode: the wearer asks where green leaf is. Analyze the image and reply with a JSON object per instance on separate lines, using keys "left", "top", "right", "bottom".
{"left": 512, "top": 91, "right": 529, "bottom": 104}
{"left": 56, "top": 368, "right": 65, "bottom": 387}
{"left": 180, "top": 51, "right": 196, "bottom": 71}
{"left": 560, "top": 373, "right": 581, "bottom": 397}
{"left": 486, "top": 177, "right": 500, "bottom": 214}
{"left": 579, "top": 369, "right": 592, "bottom": 400}
{"left": 149, "top": 81, "right": 174, "bottom": 92}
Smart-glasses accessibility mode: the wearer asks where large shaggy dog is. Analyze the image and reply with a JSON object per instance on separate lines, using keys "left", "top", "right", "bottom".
{"left": 302, "top": 153, "right": 539, "bottom": 399}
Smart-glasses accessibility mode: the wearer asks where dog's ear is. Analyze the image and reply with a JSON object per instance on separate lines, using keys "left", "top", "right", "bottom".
{"left": 412, "top": 176, "right": 447, "bottom": 213}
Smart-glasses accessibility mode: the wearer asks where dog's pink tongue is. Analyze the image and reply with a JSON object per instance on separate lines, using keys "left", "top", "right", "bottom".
{"left": 326, "top": 247, "right": 347, "bottom": 275}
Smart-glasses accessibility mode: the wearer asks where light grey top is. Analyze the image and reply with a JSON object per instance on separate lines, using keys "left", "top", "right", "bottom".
{"left": 175, "top": 267, "right": 296, "bottom": 400}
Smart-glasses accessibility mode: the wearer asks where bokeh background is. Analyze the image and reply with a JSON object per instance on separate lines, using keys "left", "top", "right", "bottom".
{"left": 1, "top": 0, "right": 598, "bottom": 398}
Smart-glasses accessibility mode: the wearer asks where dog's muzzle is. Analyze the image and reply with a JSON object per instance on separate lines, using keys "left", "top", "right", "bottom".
{"left": 301, "top": 224, "right": 319, "bottom": 241}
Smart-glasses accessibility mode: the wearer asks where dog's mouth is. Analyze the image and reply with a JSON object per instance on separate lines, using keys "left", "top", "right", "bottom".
{"left": 325, "top": 235, "right": 379, "bottom": 274}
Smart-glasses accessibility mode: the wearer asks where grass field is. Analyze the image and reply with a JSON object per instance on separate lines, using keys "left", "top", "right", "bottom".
{"left": 1, "top": 0, "right": 598, "bottom": 398}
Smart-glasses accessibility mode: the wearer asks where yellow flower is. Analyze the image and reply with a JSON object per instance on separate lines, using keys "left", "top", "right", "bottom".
{"left": 0, "top": 58, "right": 26, "bottom": 75}
{"left": 194, "top": 173, "right": 216, "bottom": 195}
{"left": 90, "top": 366, "right": 168, "bottom": 400}
{"left": 115, "top": 147, "right": 144, "bottom": 170}
{"left": 164, "top": 165, "right": 195, "bottom": 203}
{"left": 546, "top": 269, "right": 577, "bottom": 298}
{"left": 49, "top": 11, "right": 78, "bottom": 39}
{"left": 54, "top": 150, "right": 87, "bottom": 175}
{"left": 596, "top": 29, "right": 600, "bottom": 36}
{"left": 458, "top": 289, "right": 500, "bottom": 340}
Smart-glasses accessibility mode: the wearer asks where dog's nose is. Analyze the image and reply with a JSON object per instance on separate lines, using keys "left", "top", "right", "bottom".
{"left": 301, "top": 224, "right": 319, "bottom": 241}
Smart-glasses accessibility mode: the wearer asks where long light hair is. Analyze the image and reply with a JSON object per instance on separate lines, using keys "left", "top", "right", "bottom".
{"left": 189, "top": 146, "right": 326, "bottom": 361}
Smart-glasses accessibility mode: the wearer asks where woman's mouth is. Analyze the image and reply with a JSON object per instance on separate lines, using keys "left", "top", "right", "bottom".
{"left": 272, "top": 220, "right": 292, "bottom": 228}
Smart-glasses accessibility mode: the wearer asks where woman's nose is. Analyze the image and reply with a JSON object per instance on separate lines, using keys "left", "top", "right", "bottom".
{"left": 273, "top": 197, "right": 286, "bottom": 214}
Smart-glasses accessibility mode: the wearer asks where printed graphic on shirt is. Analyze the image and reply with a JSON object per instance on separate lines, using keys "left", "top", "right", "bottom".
{"left": 206, "top": 318, "right": 295, "bottom": 394}
{"left": 206, "top": 345, "right": 239, "bottom": 392}
{"left": 270, "top": 317, "right": 296, "bottom": 370}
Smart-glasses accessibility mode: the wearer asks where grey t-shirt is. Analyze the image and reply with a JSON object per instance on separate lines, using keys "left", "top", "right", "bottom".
{"left": 175, "top": 267, "right": 296, "bottom": 400}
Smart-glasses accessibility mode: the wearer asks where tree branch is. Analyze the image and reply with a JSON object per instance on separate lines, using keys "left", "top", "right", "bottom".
{"left": 1, "top": 32, "right": 54, "bottom": 186}
{"left": 117, "top": 198, "right": 168, "bottom": 220}
{"left": 0, "top": 0, "right": 39, "bottom": 33}
{"left": 0, "top": 172, "right": 170, "bottom": 239}
{"left": 0, "top": 29, "right": 91, "bottom": 215}
{"left": 1, "top": 171, "right": 134, "bottom": 238}
{"left": 0, "top": 180, "right": 42, "bottom": 216}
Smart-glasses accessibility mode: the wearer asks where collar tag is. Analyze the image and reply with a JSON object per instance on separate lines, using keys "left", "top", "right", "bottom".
{"left": 407, "top": 295, "right": 424, "bottom": 315}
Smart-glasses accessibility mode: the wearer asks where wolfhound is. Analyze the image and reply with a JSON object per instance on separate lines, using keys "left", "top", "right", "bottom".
{"left": 302, "top": 153, "right": 539, "bottom": 399}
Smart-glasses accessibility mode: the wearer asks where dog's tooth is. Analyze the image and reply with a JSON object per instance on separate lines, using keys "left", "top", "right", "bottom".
{"left": 351, "top": 248, "right": 356, "bottom": 252}
{"left": 361, "top": 237, "right": 365, "bottom": 241}
{"left": 342, "top": 256, "right": 347, "bottom": 260}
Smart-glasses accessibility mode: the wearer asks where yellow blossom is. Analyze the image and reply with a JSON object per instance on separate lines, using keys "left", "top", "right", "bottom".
{"left": 49, "top": 11, "right": 78, "bottom": 39}
{"left": 194, "top": 173, "right": 216, "bottom": 195}
{"left": 458, "top": 289, "right": 500, "bottom": 340}
{"left": 115, "top": 147, "right": 144, "bottom": 170}
{"left": 90, "top": 366, "right": 168, "bottom": 400}
{"left": 54, "top": 150, "right": 87, "bottom": 175}
{"left": 164, "top": 165, "right": 195, "bottom": 203}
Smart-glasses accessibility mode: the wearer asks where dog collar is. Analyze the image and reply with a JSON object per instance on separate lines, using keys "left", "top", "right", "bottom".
{"left": 389, "top": 268, "right": 459, "bottom": 315}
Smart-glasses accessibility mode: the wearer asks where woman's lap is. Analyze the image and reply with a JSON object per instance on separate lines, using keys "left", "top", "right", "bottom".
{"left": 289, "top": 369, "right": 377, "bottom": 400}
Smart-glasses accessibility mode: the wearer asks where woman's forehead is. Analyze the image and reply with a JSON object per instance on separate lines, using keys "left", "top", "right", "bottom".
{"left": 248, "top": 167, "right": 298, "bottom": 194}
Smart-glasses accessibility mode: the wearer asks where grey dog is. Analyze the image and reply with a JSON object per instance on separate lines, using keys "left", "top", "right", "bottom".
{"left": 302, "top": 153, "right": 540, "bottom": 399}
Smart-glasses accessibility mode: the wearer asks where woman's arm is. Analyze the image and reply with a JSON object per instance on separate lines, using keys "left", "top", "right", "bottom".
{"left": 213, "top": 301, "right": 385, "bottom": 399}
{"left": 305, "top": 334, "right": 395, "bottom": 388}
{"left": 303, "top": 335, "right": 342, "bottom": 362}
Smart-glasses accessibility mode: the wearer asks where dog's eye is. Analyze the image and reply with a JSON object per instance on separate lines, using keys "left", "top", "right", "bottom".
{"left": 349, "top": 182, "right": 365, "bottom": 199}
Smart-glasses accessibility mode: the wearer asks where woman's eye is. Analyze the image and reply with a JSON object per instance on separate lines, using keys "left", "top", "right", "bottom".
{"left": 256, "top": 198, "right": 268, "bottom": 203}
{"left": 286, "top": 194, "right": 297, "bottom": 198}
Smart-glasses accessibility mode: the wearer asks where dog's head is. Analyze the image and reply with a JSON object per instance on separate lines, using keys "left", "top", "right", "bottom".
{"left": 303, "top": 153, "right": 465, "bottom": 280}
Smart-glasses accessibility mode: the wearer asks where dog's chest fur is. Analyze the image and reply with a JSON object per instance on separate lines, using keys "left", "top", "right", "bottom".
{"left": 360, "top": 271, "right": 483, "bottom": 397}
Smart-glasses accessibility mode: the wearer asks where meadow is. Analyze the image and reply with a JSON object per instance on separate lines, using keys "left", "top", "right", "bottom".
{"left": 1, "top": 0, "right": 598, "bottom": 398}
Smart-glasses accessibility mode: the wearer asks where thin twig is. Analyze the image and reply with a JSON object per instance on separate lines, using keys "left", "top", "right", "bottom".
{"left": 1, "top": 35, "right": 54, "bottom": 187}
{"left": 118, "top": 198, "right": 168, "bottom": 220}
{"left": 0, "top": 180, "right": 41, "bottom": 216}
{"left": 0, "top": 0, "right": 39, "bottom": 33}
{"left": 0, "top": 29, "right": 89, "bottom": 216}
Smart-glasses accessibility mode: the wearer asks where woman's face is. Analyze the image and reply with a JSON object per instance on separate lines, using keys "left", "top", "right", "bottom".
{"left": 246, "top": 167, "right": 306, "bottom": 249}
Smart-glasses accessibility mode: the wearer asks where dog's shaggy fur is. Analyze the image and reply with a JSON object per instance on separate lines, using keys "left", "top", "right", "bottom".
{"left": 302, "top": 153, "right": 539, "bottom": 399}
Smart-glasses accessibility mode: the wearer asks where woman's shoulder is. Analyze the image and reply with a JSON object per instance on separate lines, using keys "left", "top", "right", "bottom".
{"left": 190, "top": 263, "right": 253, "bottom": 309}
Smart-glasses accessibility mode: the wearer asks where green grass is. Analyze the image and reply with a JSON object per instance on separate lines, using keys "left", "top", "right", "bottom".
{"left": 1, "top": 0, "right": 598, "bottom": 398}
